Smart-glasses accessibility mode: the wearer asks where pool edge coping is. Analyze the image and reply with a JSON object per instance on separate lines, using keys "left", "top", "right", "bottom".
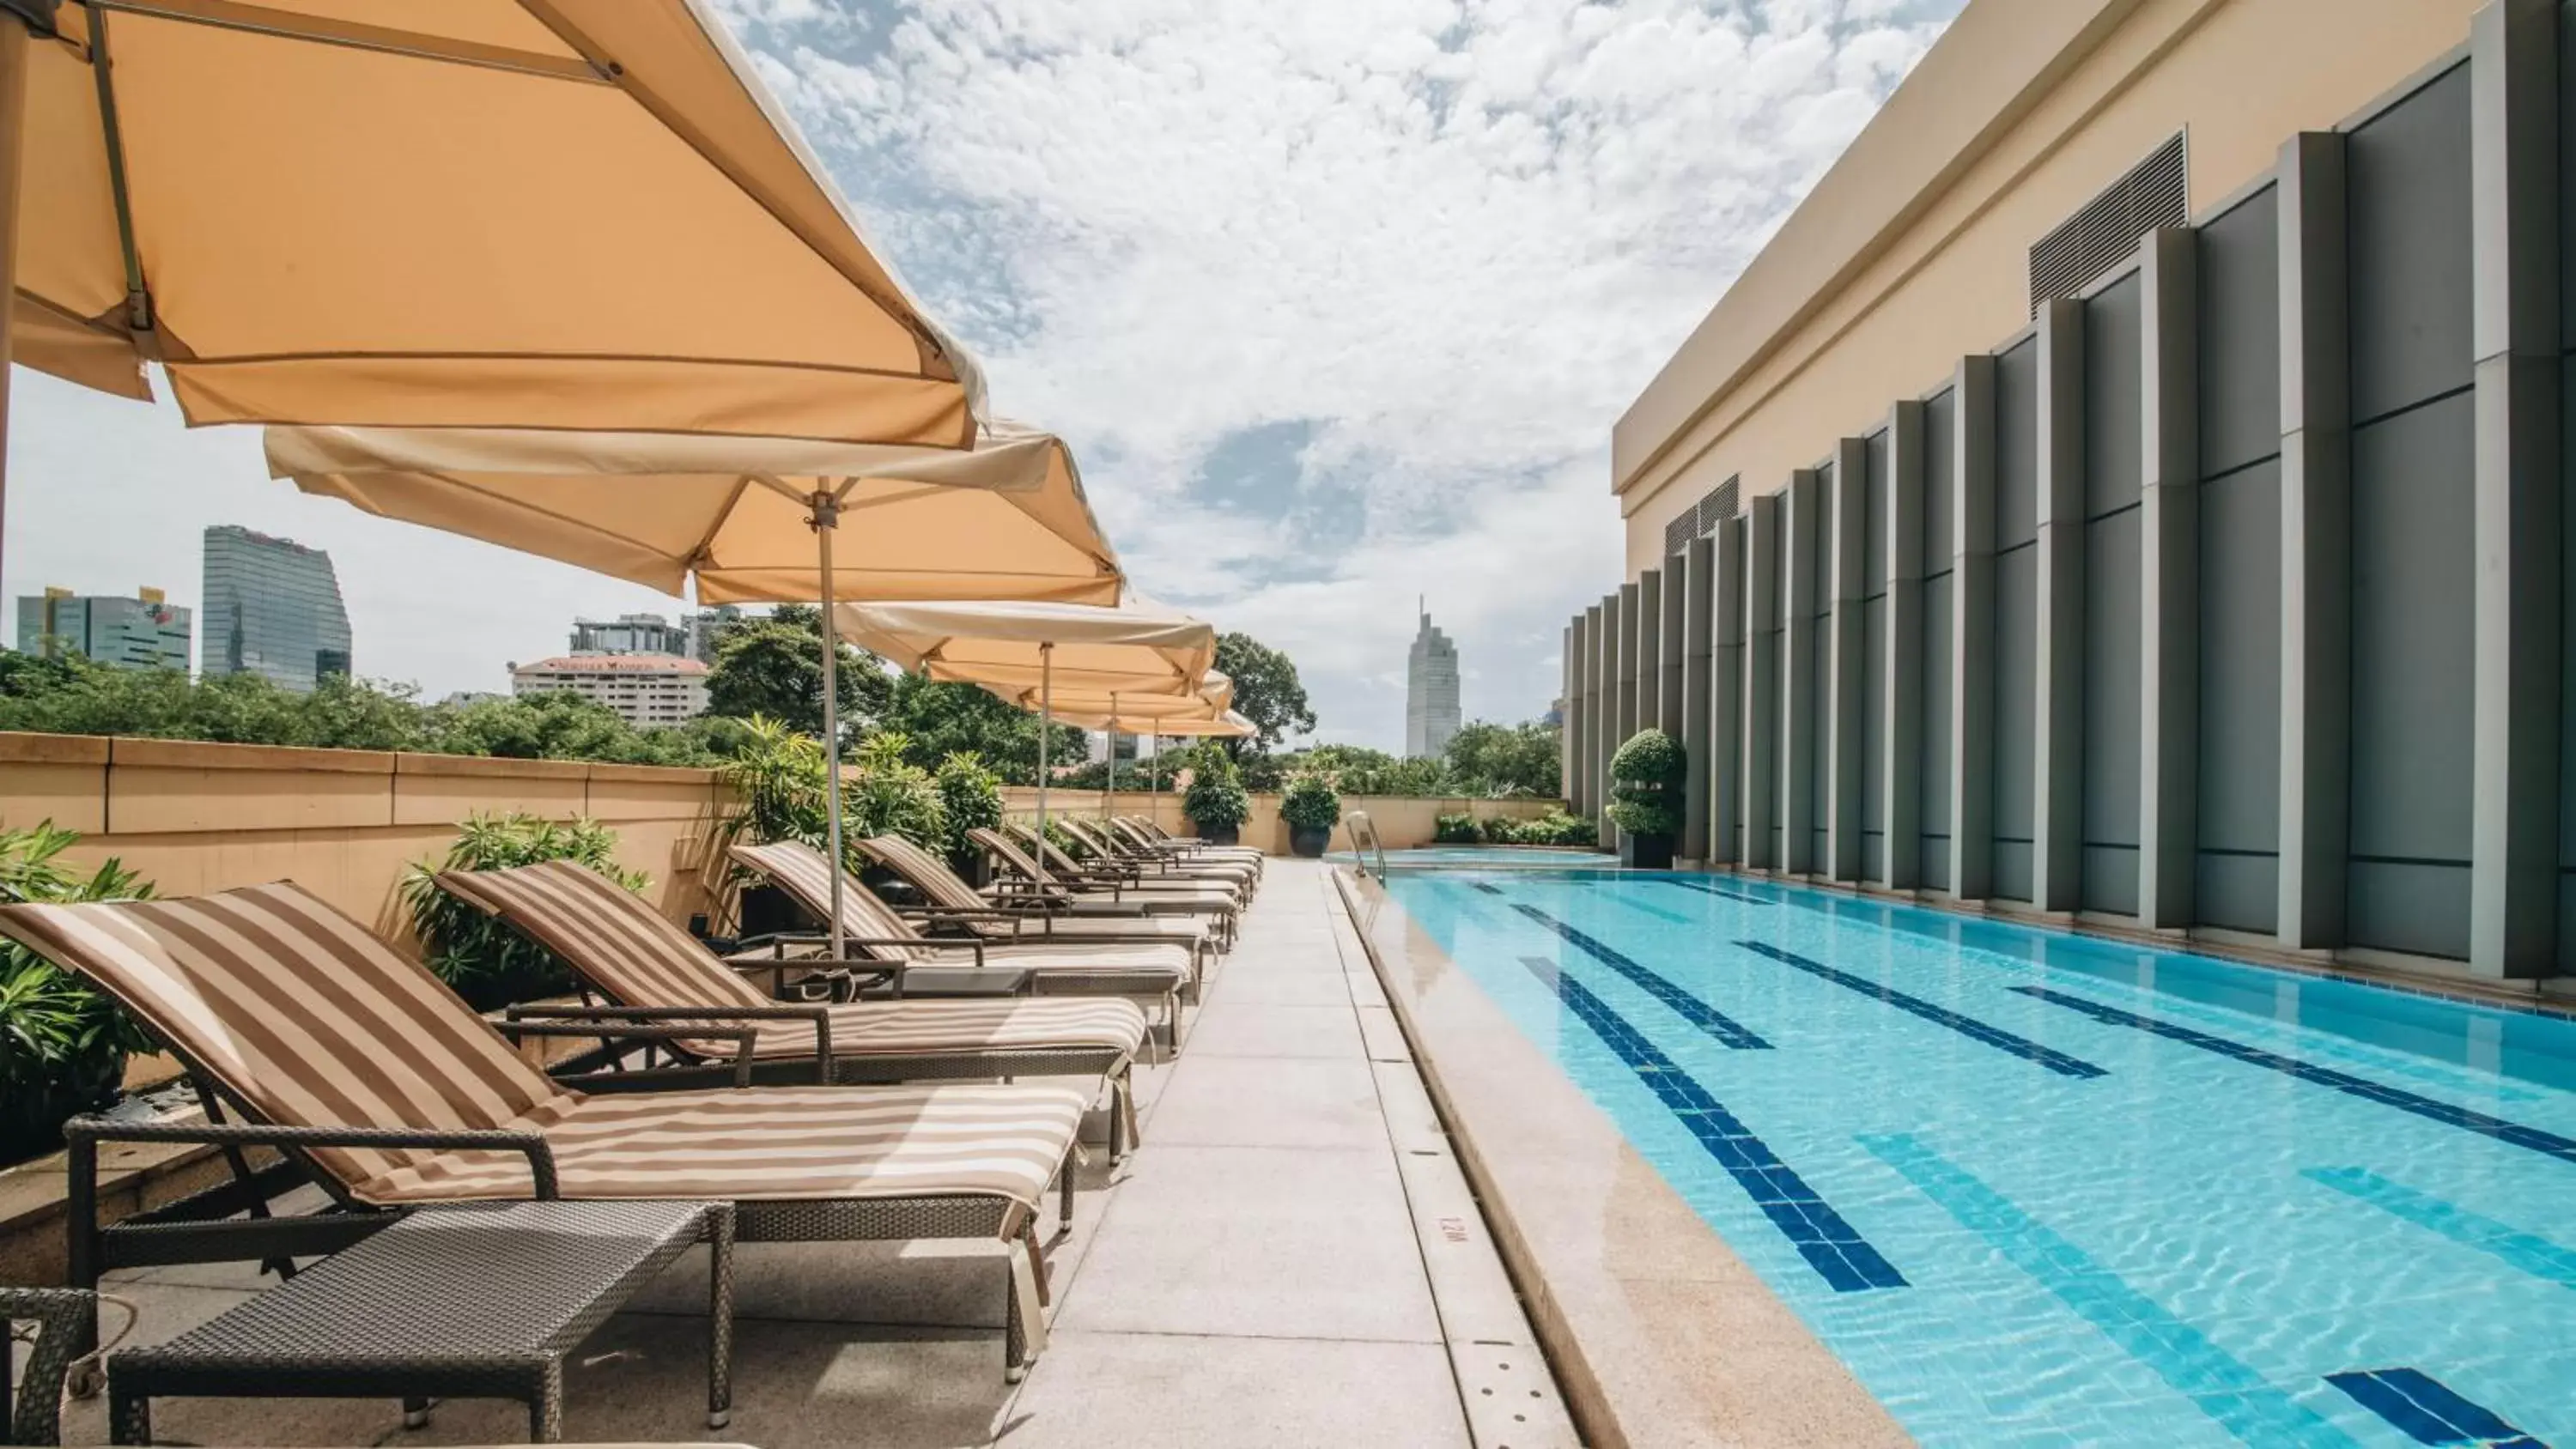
{"left": 1331, "top": 866, "right": 1913, "bottom": 1449}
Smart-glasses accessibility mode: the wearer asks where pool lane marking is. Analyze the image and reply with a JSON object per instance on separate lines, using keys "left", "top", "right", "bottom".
{"left": 1511, "top": 905, "right": 1771, "bottom": 1049}
{"left": 2324, "top": 1367, "right": 2549, "bottom": 1447}
{"left": 1733, "top": 942, "right": 2107, "bottom": 1079}
{"left": 1518, "top": 955, "right": 1905, "bottom": 1293}
{"left": 1858, "top": 1132, "right": 2355, "bottom": 1446}
{"left": 2303, "top": 1167, "right": 2576, "bottom": 1289}
{"left": 1650, "top": 876, "right": 1773, "bottom": 904}
{"left": 1469, "top": 882, "right": 1505, "bottom": 895}
{"left": 2014, "top": 986, "right": 2576, "bottom": 1167}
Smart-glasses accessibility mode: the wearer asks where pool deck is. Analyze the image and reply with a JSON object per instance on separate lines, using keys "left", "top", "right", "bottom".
{"left": 46, "top": 859, "right": 1581, "bottom": 1449}
{"left": 1338, "top": 867, "right": 1911, "bottom": 1449}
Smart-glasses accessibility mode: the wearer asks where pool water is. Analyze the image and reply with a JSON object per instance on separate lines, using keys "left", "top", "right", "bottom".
{"left": 1385, "top": 870, "right": 2576, "bottom": 1448}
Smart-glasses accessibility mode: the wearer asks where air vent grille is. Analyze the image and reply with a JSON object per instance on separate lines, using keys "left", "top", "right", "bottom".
{"left": 1662, "top": 476, "right": 1741, "bottom": 559}
{"left": 2028, "top": 131, "right": 2186, "bottom": 312}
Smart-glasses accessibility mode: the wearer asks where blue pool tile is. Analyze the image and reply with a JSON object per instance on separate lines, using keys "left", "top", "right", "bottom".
{"left": 1861, "top": 1133, "right": 2354, "bottom": 1446}
{"left": 1735, "top": 941, "right": 2108, "bottom": 1079}
{"left": 2015, "top": 986, "right": 2576, "bottom": 1166}
{"left": 1651, "top": 875, "right": 1773, "bottom": 904}
{"left": 2325, "top": 1367, "right": 2545, "bottom": 1446}
{"left": 1512, "top": 955, "right": 1905, "bottom": 1292}
{"left": 2302, "top": 1168, "right": 2576, "bottom": 1290}
{"left": 1514, "top": 904, "right": 1772, "bottom": 1049}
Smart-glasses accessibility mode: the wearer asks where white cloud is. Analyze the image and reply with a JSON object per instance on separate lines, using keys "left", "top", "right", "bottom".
{"left": 731, "top": 0, "right": 1956, "bottom": 748}
{"left": 3, "top": 0, "right": 1953, "bottom": 748}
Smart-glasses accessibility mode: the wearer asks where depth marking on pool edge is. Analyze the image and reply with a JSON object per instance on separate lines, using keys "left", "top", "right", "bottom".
{"left": 2324, "top": 1367, "right": 2549, "bottom": 1448}
{"left": 1511, "top": 905, "right": 1771, "bottom": 1049}
{"left": 2014, "top": 986, "right": 2576, "bottom": 1166}
{"left": 1516, "top": 955, "right": 1905, "bottom": 1293}
{"left": 1859, "top": 1132, "right": 2355, "bottom": 1446}
{"left": 1734, "top": 941, "right": 2107, "bottom": 1079}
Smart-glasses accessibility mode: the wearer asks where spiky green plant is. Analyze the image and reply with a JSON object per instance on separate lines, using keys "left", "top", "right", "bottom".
{"left": 404, "top": 814, "right": 647, "bottom": 1010}
{"left": 0, "top": 822, "right": 155, "bottom": 1165}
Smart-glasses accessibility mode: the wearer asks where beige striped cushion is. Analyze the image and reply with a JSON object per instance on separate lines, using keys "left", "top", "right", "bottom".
{"left": 728, "top": 840, "right": 928, "bottom": 959}
{"left": 437, "top": 859, "right": 772, "bottom": 1014}
{"left": 0, "top": 883, "right": 567, "bottom": 1191}
{"left": 743, "top": 997, "right": 1146, "bottom": 1058}
{"left": 981, "top": 828, "right": 1238, "bottom": 912}
{"left": 358, "top": 1082, "right": 1089, "bottom": 1209}
{"left": 858, "top": 834, "right": 993, "bottom": 912}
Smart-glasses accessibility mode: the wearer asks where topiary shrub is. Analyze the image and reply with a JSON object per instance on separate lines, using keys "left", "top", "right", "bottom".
{"left": 1182, "top": 749, "right": 1252, "bottom": 836}
{"left": 1492, "top": 810, "right": 1597, "bottom": 846}
{"left": 1607, "top": 729, "right": 1686, "bottom": 840}
{"left": 0, "top": 822, "right": 154, "bottom": 1166}
{"left": 404, "top": 814, "right": 647, "bottom": 1011}
{"left": 1433, "top": 812, "right": 1481, "bottom": 844}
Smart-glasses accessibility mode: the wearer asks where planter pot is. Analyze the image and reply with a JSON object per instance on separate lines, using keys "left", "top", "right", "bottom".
{"left": 1288, "top": 825, "right": 1331, "bottom": 858}
{"left": 946, "top": 850, "right": 993, "bottom": 890}
{"left": 1619, "top": 832, "right": 1674, "bottom": 870}
{"left": 734, "top": 882, "right": 805, "bottom": 941}
{"left": 1194, "top": 821, "right": 1242, "bottom": 846}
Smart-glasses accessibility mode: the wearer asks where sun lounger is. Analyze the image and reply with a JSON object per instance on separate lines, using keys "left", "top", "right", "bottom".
{"left": 1113, "top": 816, "right": 1265, "bottom": 870}
{"left": 977, "top": 828, "right": 1241, "bottom": 948}
{"left": 853, "top": 834, "right": 1218, "bottom": 973}
{"left": 432, "top": 859, "right": 1147, "bottom": 1155}
{"left": 0, "top": 884, "right": 1086, "bottom": 1379}
{"left": 1056, "top": 817, "right": 1259, "bottom": 893}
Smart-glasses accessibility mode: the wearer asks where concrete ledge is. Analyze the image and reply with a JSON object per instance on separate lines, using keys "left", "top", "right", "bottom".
{"left": 1332, "top": 867, "right": 1906, "bottom": 1449}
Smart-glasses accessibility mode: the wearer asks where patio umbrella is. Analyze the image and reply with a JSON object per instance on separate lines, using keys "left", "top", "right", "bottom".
{"left": 833, "top": 599, "right": 1222, "bottom": 883}
{"left": 267, "top": 420, "right": 1125, "bottom": 960}
{"left": 1029, "top": 698, "right": 1255, "bottom": 820}
{"left": 1, "top": 0, "right": 984, "bottom": 586}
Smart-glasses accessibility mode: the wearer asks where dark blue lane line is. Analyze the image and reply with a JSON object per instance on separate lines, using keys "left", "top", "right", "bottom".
{"left": 1469, "top": 882, "right": 1505, "bottom": 895}
{"left": 1512, "top": 905, "right": 1770, "bottom": 1049}
{"left": 1735, "top": 942, "right": 2106, "bottom": 1079}
{"left": 2015, "top": 986, "right": 2576, "bottom": 1167}
{"left": 1516, "top": 956, "right": 1905, "bottom": 1293}
{"left": 1652, "top": 876, "right": 1772, "bottom": 905}
{"left": 2325, "top": 1367, "right": 2549, "bottom": 1447}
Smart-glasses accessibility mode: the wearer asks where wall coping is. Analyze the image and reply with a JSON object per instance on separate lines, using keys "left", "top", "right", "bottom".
{"left": 0, "top": 731, "right": 727, "bottom": 788}
{"left": 0, "top": 731, "right": 111, "bottom": 765}
{"left": 108, "top": 736, "right": 400, "bottom": 775}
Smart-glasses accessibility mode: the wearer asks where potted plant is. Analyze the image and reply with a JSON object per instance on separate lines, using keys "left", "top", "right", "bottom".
{"left": 1608, "top": 728, "right": 1686, "bottom": 870}
{"left": 1279, "top": 773, "right": 1340, "bottom": 858}
{"left": 1182, "top": 749, "right": 1252, "bottom": 846}
{"left": 0, "top": 823, "right": 155, "bottom": 1167}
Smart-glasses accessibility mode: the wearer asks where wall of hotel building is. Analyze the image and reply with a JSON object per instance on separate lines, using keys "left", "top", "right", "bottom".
{"left": 1613, "top": 0, "right": 2484, "bottom": 574}
{"left": 1577, "top": 18, "right": 2556, "bottom": 979}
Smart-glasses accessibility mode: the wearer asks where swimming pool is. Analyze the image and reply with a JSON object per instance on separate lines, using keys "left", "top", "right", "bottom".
{"left": 1385, "top": 869, "right": 2576, "bottom": 1448}
{"left": 1327, "top": 845, "right": 1621, "bottom": 870}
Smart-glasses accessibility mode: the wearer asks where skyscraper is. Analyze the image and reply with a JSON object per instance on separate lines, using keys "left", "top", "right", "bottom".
{"left": 1405, "top": 602, "right": 1461, "bottom": 760}
{"left": 201, "top": 526, "right": 353, "bottom": 692}
{"left": 14, "top": 587, "right": 191, "bottom": 670}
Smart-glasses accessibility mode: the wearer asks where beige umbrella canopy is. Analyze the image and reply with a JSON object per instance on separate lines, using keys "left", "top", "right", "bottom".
{"left": 834, "top": 597, "right": 1218, "bottom": 697}
{"left": 4, "top": 0, "right": 981, "bottom": 442}
{"left": 264, "top": 422, "right": 1121, "bottom": 606}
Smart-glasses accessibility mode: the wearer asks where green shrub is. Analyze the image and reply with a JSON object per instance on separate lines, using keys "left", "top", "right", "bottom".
{"left": 1491, "top": 810, "right": 1596, "bottom": 846}
{"left": 933, "top": 752, "right": 1005, "bottom": 859}
{"left": 1182, "top": 749, "right": 1251, "bottom": 833}
{"left": 714, "top": 718, "right": 947, "bottom": 870}
{"left": 1279, "top": 773, "right": 1340, "bottom": 832}
{"left": 1433, "top": 812, "right": 1481, "bottom": 844}
{"left": 1607, "top": 729, "right": 1686, "bottom": 839}
{"left": 846, "top": 733, "right": 948, "bottom": 850}
{"left": 404, "top": 814, "right": 647, "bottom": 1011}
{"left": 0, "top": 822, "right": 154, "bottom": 1166}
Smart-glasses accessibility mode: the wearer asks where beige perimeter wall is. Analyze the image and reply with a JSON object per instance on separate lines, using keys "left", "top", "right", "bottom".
{"left": 999, "top": 786, "right": 1565, "bottom": 857}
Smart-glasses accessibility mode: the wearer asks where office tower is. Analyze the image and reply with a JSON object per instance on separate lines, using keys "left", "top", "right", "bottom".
{"left": 14, "top": 587, "right": 191, "bottom": 670}
{"left": 201, "top": 525, "right": 353, "bottom": 692}
{"left": 1405, "top": 603, "right": 1461, "bottom": 759}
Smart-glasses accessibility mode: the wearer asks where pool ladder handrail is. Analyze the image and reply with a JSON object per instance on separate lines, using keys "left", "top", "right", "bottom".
{"left": 1343, "top": 809, "right": 1388, "bottom": 881}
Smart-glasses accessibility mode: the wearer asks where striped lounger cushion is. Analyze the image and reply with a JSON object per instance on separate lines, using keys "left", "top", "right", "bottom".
{"left": 735, "top": 840, "right": 1194, "bottom": 987}
{"left": 0, "top": 882, "right": 1085, "bottom": 1212}
{"left": 861, "top": 835, "right": 1211, "bottom": 953}
{"left": 435, "top": 859, "right": 1147, "bottom": 1060}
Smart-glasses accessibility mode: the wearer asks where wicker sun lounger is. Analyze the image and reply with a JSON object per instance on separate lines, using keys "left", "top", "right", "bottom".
{"left": 433, "top": 860, "right": 1148, "bottom": 1156}
{"left": 1054, "top": 817, "right": 1261, "bottom": 893}
{"left": 1112, "top": 816, "right": 1266, "bottom": 870}
{"left": 0, "top": 884, "right": 1089, "bottom": 1381}
{"left": 1003, "top": 821, "right": 1251, "bottom": 905}
{"left": 977, "top": 828, "right": 1242, "bottom": 947}
{"left": 853, "top": 834, "right": 1218, "bottom": 972}
{"left": 730, "top": 841, "right": 1199, "bottom": 1024}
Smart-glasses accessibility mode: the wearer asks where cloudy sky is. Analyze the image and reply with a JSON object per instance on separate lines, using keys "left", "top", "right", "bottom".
{"left": 4, "top": 0, "right": 1958, "bottom": 749}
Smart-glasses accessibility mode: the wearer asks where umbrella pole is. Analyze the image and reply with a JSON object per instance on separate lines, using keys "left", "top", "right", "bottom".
{"left": 0, "top": 10, "right": 32, "bottom": 605}
{"left": 1036, "top": 643, "right": 1054, "bottom": 888}
{"left": 1103, "top": 694, "right": 1118, "bottom": 821}
{"left": 810, "top": 492, "right": 848, "bottom": 962}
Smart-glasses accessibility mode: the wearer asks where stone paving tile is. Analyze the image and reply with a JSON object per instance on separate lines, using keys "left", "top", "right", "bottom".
{"left": 1179, "top": 1001, "right": 1365, "bottom": 1059}
{"left": 1142, "top": 1056, "right": 1388, "bottom": 1150}
{"left": 996, "top": 1331, "right": 1470, "bottom": 1449}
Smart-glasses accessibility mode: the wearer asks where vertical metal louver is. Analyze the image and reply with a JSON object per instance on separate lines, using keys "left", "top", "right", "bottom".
{"left": 1662, "top": 476, "right": 1741, "bottom": 559}
{"left": 2028, "top": 131, "right": 2187, "bottom": 312}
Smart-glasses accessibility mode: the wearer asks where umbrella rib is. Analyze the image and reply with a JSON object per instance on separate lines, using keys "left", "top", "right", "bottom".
{"left": 88, "top": 0, "right": 611, "bottom": 82}
{"left": 361, "top": 471, "right": 694, "bottom": 585}
{"left": 85, "top": 8, "right": 153, "bottom": 336}
{"left": 683, "top": 476, "right": 756, "bottom": 570}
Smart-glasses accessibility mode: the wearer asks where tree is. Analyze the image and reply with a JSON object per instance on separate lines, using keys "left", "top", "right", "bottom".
{"left": 1212, "top": 632, "right": 1315, "bottom": 755}
{"left": 702, "top": 604, "right": 891, "bottom": 747}
{"left": 878, "top": 673, "right": 1087, "bottom": 785}
{"left": 1444, "top": 719, "right": 1561, "bottom": 797}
